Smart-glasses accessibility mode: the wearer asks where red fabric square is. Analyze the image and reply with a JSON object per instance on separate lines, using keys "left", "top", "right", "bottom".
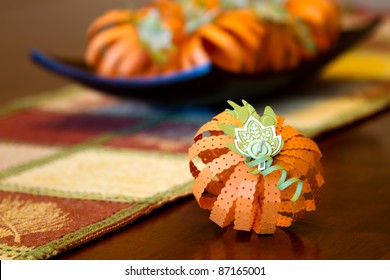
{"left": 0, "top": 110, "right": 142, "bottom": 145}
{"left": 106, "top": 121, "right": 200, "bottom": 153}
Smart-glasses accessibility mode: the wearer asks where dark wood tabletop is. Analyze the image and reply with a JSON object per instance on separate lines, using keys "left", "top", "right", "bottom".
{"left": 1, "top": 0, "right": 389, "bottom": 260}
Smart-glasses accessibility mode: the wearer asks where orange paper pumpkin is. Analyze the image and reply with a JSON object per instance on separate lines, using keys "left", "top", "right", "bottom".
{"left": 85, "top": 2, "right": 185, "bottom": 77}
{"left": 194, "top": 9, "right": 265, "bottom": 73}
{"left": 188, "top": 101, "right": 324, "bottom": 234}
{"left": 85, "top": 0, "right": 340, "bottom": 77}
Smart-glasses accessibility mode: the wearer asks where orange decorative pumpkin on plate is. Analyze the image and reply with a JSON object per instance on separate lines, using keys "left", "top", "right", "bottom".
{"left": 85, "top": 0, "right": 341, "bottom": 77}
{"left": 31, "top": 0, "right": 380, "bottom": 105}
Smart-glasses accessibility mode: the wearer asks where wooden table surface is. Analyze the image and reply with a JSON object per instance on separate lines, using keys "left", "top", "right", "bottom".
{"left": 1, "top": 1, "right": 389, "bottom": 260}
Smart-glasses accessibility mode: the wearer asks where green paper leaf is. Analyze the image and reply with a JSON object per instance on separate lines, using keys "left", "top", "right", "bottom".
{"left": 249, "top": 168, "right": 261, "bottom": 175}
{"left": 220, "top": 101, "right": 283, "bottom": 168}
{"left": 227, "top": 100, "right": 249, "bottom": 123}
{"left": 234, "top": 116, "right": 282, "bottom": 159}
{"left": 136, "top": 8, "right": 173, "bottom": 62}
{"left": 227, "top": 142, "right": 240, "bottom": 155}
{"left": 242, "top": 100, "right": 257, "bottom": 117}
{"left": 217, "top": 123, "right": 237, "bottom": 138}
{"left": 261, "top": 106, "right": 277, "bottom": 126}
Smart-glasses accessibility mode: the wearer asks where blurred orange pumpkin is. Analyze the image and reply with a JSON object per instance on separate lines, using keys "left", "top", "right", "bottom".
{"left": 85, "top": 0, "right": 340, "bottom": 77}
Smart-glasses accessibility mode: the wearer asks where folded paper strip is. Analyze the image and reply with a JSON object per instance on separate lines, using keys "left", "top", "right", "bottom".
{"left": 188, "top": 100, "right": 324, "bottom": 234}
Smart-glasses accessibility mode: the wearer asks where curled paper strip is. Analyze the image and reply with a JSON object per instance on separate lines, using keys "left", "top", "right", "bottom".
{"left": 188, "top": 100, "right": 324, "bottom": 234}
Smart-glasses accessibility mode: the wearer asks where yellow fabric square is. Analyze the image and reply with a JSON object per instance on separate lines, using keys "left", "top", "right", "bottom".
{"left": 2, "top": 148, "right": 192, "bottom": 199}
{"left": 0, "top": 143, "right": 60, "bottom": 171}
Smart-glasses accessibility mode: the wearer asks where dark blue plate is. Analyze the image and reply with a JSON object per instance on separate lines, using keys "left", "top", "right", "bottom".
{"left": 30, "top": 17, "right": 381, "bottom": 106}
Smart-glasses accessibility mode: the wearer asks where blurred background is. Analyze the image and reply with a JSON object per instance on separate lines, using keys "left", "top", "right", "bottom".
{"left": 0, "top": 0, "right": 389, "bottom": 104}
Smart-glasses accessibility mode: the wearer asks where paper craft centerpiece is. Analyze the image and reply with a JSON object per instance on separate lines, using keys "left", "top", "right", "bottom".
{"left": 189, "top": 101, "right": 324, "bottom": 234}
{"left": 85, "top": 0, "right": 340, "bottom": 77}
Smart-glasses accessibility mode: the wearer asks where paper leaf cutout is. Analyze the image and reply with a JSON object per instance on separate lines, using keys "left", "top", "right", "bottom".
{"left": 226, "top": 100, "right": 259, "bottom": 124}
{"left": 234, "top": 116, "right": 283, "bottom": 170}
{"left": 220, "top": 0, "right": 250, "bottom": 10}
{"left": 252, "top": 0, "right": 289, "bottom": 23}
{"left": 136, "top": 8, "right": 173, "bottom": 62}
{"left": 220, "top": 101, "right": 283, "bottom": 171}
{"left": 182, "top": 2, "right": 219, "bottom": 33}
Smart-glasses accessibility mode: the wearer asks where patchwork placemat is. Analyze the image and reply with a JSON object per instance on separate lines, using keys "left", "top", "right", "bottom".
{"left": 1, "top": 18, "right": 390, "bottom": 260}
